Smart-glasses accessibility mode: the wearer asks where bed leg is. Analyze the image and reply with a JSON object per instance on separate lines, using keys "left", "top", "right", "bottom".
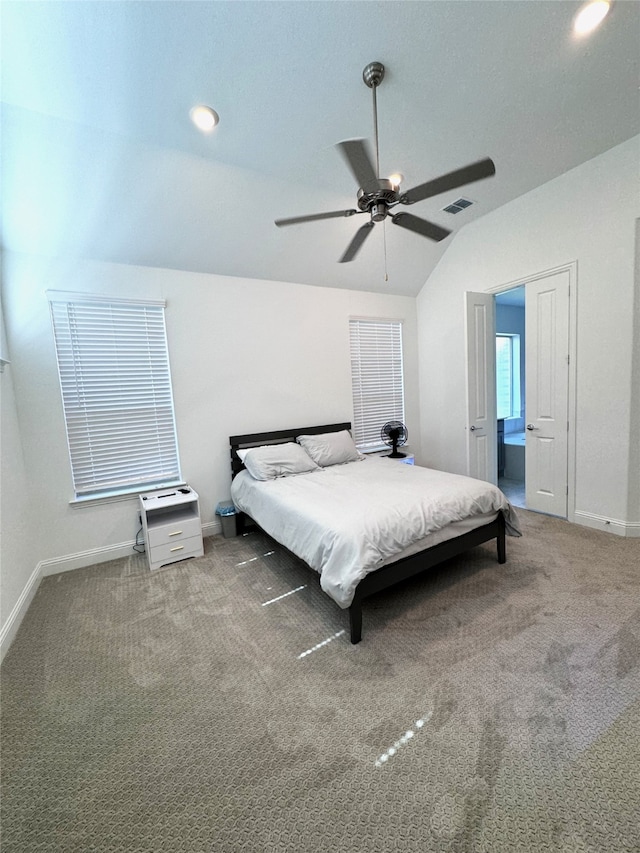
{"left": 497, "top": 512, "right": 506, "bottom": 564}
{"left": 349, "top": 602, "right": 362, "bottom": 644}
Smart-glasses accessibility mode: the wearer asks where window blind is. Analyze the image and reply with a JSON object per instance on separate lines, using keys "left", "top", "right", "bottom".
{"left": 48, "top": 292, "right": 182, "bottom": 500}
{"left": 349, "top": 318, "right": 405, "bottom": 452}
{"left": 496, "top": 333, "right": 521, "bottom": 420}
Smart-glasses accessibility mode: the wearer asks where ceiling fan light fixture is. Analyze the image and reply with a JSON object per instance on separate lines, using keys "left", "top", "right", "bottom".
{"left": 190, "top": 105, "right": 219, "bottom": 132}
{"left": 389, "top": 173, "right": 404, "bottom": 187}
{"left": 573, "top": 0, "right": 611, "bottom": 35}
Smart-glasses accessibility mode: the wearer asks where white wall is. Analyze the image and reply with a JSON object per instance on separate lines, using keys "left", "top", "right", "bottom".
{"left": 417, "top": 135, "right": 640, "bottom": 530}
{"left": 629, "top": 217, "right": 640, "bottom": 524}
{"left": 0, "top": 297, "right": 39, "bottom": 658}
{"left": 0, "top": 254, "right": 419, "bottom": 619}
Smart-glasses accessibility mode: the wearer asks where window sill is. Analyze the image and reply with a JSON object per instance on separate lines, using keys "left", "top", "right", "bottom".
{"left": 69, "top": 482, "right": 186, "bottom": 508}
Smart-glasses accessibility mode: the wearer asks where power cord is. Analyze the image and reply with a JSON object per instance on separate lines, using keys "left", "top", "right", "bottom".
{"left": 133, "top": 526, "right": 145, "bottom": 554}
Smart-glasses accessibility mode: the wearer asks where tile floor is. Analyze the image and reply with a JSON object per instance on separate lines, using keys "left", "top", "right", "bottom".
{"left": 498, "top": 476, "right": 526, "bottom": 508}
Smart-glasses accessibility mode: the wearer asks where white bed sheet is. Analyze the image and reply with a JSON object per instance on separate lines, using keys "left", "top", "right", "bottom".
{"left": 230, "top": 457, "right": 521, "bottom": 609}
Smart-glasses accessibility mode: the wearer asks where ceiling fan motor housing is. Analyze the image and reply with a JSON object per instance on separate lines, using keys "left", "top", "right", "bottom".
{"left": 357, "top": 178, "right": 399, "bottom": 221}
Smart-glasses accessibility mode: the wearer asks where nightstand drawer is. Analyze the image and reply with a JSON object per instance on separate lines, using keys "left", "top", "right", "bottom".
{"left": 147, "top": 516, "right": 202, "bottom": 548}
{"left": 149, "top": 535, "right": 204, "bottom": 567}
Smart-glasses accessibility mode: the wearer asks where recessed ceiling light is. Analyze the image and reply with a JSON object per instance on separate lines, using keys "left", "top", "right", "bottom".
{"left": 573, "top": 0, "right": 611, "bottom": 36}
{"left": 190, "top": 105, "right": 219, "bottom": 133}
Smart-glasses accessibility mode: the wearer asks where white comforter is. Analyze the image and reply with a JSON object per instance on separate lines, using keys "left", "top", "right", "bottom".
{"left": 230, "top": 457, "right": 521, "bottom": 608}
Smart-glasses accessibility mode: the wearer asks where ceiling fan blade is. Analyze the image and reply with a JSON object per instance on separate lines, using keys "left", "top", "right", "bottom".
{"left": 336, "top": 139, "right": 379, "bottom": 191}
{"left": 391, "top": 212, "right": 451, "bottom": 242}
{"left": 401, "top": 157, "right": 496, "bottom": 205}
{"left": 339, "top": 221, "right": 375, "bottom": 263}
{"left": 275, "top": 209, "right": 359, "bottom": 227}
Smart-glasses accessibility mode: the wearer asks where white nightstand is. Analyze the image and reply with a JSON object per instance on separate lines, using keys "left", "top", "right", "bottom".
{"left": 139, "top": 487, "right": 204, "bottom": 572}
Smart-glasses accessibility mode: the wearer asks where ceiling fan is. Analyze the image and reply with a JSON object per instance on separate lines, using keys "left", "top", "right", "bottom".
{"left": 275, "top": 62, "right": 496, "bottom": 263}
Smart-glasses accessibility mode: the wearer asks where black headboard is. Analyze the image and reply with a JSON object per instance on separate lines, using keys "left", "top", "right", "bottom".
{"left": 229, "top": 422, "right": 352, "bottom": 479}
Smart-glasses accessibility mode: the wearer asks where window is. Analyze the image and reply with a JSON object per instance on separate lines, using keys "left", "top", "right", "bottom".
{"left": 349, "top": 318, "right": 405, "bottom": 452}
{"left": 496, "top": 333, "right": 521, "bottom": 420}
{"left": 48, "top": 291, "right": 182, "bottom": 502}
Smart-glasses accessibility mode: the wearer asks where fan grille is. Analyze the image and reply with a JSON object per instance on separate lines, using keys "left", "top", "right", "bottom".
{"left": 381, "top": 421, "right": 408, "bottom": 446}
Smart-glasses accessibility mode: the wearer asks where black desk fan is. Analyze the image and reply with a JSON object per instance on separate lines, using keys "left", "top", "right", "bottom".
{"left": 381, "top": 421, "right": 408, "bottom": 458}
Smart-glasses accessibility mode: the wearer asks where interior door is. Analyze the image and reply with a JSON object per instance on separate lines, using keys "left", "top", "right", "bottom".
{"left": 525, "top": 270, "right": 570, "bottom": 516}
{"left": 465, "top": 292, "right": 497, "bottom": 483}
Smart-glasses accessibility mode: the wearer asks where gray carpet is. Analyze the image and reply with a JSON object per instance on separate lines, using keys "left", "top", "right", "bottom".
{"left": 1, "top": 510, "right": 639, "bottom": 852}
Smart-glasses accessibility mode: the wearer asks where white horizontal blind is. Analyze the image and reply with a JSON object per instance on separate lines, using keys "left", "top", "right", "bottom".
{"left": 496, "top": 334, "right": 513, "bottom": 420}
{"left": 349, "top": 319, "right": 405, "bottom": 452}
{"left": 496, "top": 333, "right": 521, "bottom": 420}
{"left": 48, "top": 293, "right": 182, "bottom": 500}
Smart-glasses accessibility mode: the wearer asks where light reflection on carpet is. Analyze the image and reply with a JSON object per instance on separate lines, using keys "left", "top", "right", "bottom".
{"left": 375, "top": 711, "right": 433, "bottom": 768}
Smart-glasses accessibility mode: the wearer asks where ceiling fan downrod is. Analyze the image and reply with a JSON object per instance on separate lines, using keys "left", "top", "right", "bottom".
{"left": 362, "top": 62, "right": 385, "bottom": 181}
{"left": 361, "top": 62, "right": 391, "bottom": 222}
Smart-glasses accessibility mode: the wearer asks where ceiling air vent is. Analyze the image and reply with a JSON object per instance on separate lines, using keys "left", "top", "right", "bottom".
{"left": 442, "top": 197, "right": 473, "bottom": 215}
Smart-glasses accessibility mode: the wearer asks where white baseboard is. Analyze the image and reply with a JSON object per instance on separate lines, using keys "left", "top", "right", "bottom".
{"left": 574, "top": 510, "right": 640, "bottom": 538}
{"left": 39, "top": 540, "right": 141, "bottom": 576}
{"left": 39, "top": 521, "right": 223, "bottom": 577}
{"left": 0, "top": 563, "right": 42, "bottom": 663}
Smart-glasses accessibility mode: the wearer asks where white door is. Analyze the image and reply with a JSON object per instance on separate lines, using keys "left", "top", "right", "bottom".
{"left": 465, "top": 292, "right": 497, "bottom": 483}
{"left": 525, "top": 270, "right": 570, "bottom": 516}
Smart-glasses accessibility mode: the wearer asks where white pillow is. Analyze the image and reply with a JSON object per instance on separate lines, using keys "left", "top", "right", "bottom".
{"left": 296, "top": 430, "right": 363, "bottom": 467}
{"left": 237, "top": 442, "right": 320, "bottom": 480}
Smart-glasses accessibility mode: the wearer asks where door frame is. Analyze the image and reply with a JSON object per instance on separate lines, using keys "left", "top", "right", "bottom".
{"left": 485, "top": 261, "right": 578, "bottom": 523}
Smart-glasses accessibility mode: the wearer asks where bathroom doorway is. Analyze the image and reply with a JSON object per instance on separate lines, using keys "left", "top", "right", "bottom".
{"left": 495, "top": 286, "right": 526, "bottom": 508}
{"left": 467, "top": 264, "right": 574, "bottom": 517}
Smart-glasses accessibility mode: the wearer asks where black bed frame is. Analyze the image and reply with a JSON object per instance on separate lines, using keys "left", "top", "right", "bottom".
{"left": 229, "top": 423, "right": 506, "bottom": 644}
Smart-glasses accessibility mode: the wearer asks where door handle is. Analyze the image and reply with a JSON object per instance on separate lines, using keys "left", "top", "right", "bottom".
{"left": 470, "top": 425, "right": 477, "bottom": 431}
{"left": 526, "top": 424, "right": 538, "bottom": 431}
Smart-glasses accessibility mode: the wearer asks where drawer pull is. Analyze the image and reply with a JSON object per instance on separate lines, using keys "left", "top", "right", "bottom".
{"left": 170, "top": 545, "right": 184, "bottom": 552}
{"left": 169, "top": 530, "right": 183, "bottom": 537}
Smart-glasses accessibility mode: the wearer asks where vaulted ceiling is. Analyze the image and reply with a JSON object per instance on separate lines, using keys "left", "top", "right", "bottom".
{"left": 2, "top": 1, "right": 639, "bottom": 296}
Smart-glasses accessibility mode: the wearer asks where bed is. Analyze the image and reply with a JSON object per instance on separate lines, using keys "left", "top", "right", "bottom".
{"left": 229, "top": 423, "right": 521, "bottom": 643}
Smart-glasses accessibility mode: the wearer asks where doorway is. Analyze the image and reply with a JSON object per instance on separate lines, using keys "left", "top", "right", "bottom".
{"left": 466, "top": 264, "right": 576, "bottom": 520}
{"left": 495, "top": 286, "right": 526, "bottom": 508}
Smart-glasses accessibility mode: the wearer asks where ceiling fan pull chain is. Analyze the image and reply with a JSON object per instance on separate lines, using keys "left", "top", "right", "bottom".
{"left": 383, "top": 220, "right": 389, "bottom": 282}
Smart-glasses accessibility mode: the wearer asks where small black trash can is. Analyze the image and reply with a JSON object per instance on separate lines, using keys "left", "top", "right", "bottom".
{"left": 215, "top": 501, "right": 237, "bottom": 538}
